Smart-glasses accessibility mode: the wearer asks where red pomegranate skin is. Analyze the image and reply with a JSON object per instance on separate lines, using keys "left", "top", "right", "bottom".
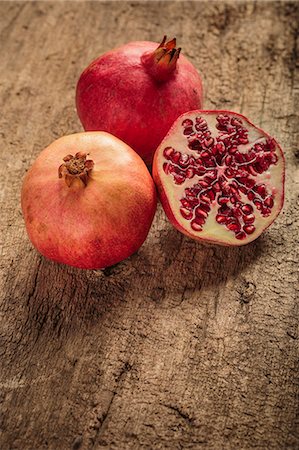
{"left": 76, "top": 40, "right": 203, "bottom": 166}
{"left": 21, "top": 132, "right": 157, "bottom": 269}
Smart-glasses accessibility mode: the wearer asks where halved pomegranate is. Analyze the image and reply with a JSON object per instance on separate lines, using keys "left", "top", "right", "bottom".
{"left": 153, "top": 110, "right": 285, "bottom": 246}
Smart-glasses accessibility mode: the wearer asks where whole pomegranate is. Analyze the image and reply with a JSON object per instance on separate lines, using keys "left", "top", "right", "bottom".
{"left": 76, "top": 36, "right": 203, "bottom": 166}
{"left": 21, "top": 132, "right": 157, "bottom": 269}
{"left": 153, "top": 110, "right": 285, "bottom": 246}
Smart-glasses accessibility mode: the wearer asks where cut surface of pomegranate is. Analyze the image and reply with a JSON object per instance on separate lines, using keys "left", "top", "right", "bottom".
{"left": 153, "top": 110, "right": 285, "bottom": 246}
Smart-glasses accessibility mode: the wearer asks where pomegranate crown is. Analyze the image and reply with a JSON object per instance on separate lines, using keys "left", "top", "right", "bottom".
{"left": 58, "top": 152, "right": 94, "bottom": 187}
{"left": 141, "top": 35, "right": 181, "bottom": 82}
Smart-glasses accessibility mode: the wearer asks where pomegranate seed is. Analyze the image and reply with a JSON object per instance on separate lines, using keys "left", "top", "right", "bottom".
{"left": 181, "top": 199, "right": 191, "bottom": 209}
{"left": 195, "top": 207, "right": 208, "bottom": 218}
{"left": 186, "top": 167, "right": 195, "bottom": 179}
{"left": 200, "top": 203, "right": 211, "bottom": 212}
{"left": 256, "top": 184, "right": 267, "bottom": 197}
{"left": 174, "top": 174, "right": 185, "bottom": 185}
{"left": 180, "top": 208, "right": 193, "bottom": 220}
{"left": 233, "top": 207, "right": 242, "bottom": 217}
{"left": 227, "top": 222, "right": 241, "bottom": 232}
{"left": 172, "top": 151, "right": 180, "bottom": 164}
{"left": 262, "top": 208, "right": 271, "bottom": 217}
{"left": 198, "top": 180, "right": 209, "bottom": 188}
{"left": 247, "top": 191, "right": 255, "bottom": 201}
{"left": 229, "top": 146, "right": 238, "bottom": 154}
{"left": 207, "top": 190, "right": 216, "bottom": 201}
{"left": 193, "top": 214, "right": 205, "bottom": 225}
{"left": 204, "top": 137, "right": 214, "bottom": 147}
{"left": 163, "top": 162, "right": 170, "bottom": 174}
{"left": 182, "top": 119, "right": 193, "bottom": 127}
{"left": 243, "top": 225, "right": 255, "bottom": 234}
{"left": 183, "top": 127, "right": 193, "bottom": 135}
{"left": 218, "top": 196, "right": 230, "bottom": 205}
{"left": 225, "top": 155, "right": 233, "bottom": 165}
{"left": 163, "top": 147, "right": 174, "bottom": 159}
{"left": 191, "top": 219, "right": 203, "bottom": 231}
{"left": 199, "top": 193, "right": 210, "bottom": 203}
{"left": 235, "top": 231, "right": 247, "bottom": 240}
{"left": 254, "top": 199, "right": 262, "bottom": 210}
{"left": 188, "top": 139, "right": 201, "bottom": 150}
{"left": 239, "top": 137, "right": 249, "bottom": 144}
{"left": 264, "top": 196, "right": 274, "bottom": 208}
{"left": 243, "top": 214, "right": 255, "bottom": 224}
{"left": 231, "top": 117, "right": 242, "bottom": 126}
{"left": 213, "top": 182, "right": 221, "bottom": 192}
{"left": 216, "top": 215, "right": 227, "bottom": 224}
{"left": 241, "top": 204, "right": 253, "bottom": 214}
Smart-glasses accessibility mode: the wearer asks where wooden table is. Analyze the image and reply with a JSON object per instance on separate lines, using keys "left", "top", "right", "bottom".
{"left": 1, "top": 2, "right": 298, "bottom": 449}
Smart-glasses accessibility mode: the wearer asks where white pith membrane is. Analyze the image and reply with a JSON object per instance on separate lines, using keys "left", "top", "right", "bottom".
{"left": 156, "top": 111, "right": 284, "bottom": 245}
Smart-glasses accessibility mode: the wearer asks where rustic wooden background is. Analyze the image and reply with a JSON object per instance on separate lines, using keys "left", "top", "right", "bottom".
{"left": 0, "top": 1, "right": 298, "bottom": 449}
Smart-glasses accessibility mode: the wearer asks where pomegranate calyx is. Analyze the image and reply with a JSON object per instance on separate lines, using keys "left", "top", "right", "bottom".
{"left": 141, "top": 36, "right": 181, "bottom": 82}
{"left": 58, "top": 152, "right": 94, "bottom": 187}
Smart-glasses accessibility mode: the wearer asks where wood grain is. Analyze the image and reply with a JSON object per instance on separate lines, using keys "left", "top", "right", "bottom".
{"left": 0, "top": 1, "right": 298, "bottom": 449}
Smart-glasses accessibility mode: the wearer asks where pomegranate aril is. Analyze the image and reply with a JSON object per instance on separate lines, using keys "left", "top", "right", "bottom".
{"left": 199, "top": 193, "right": 210, "bottom": 203}
{"left": 233, "top": 207, "right": 242, "bottom": 217}
{"left": 193, "top": 214, "right": 205, "bottom": 225}
{"left": 239, "top": 137, "right": 249, "bottom": 144}
{"left": 227, "top": 222, "right": 241, "bottom": 232}
{"left": 256, "top": 184, "right": 267, "bottom": 197}
{"left": 219, "top": 204, "right": 230, "bottom": 214}
{"left": 243, "top": 225, "right": 255, "bottom": 234}
{"left": 183, "top": 126, "right": 194, "bottom": 135}
{"left": 189, "top": 139, "right": 201, "bottom": 150}
{"left": 243, "top": 214, "right": 255, "bottom": 224}
{"left": 213, "top": 182, "right": 221, "bottom": 192}
{"left": 264, "top": 196, "right": 274, "bottom": 208}
{"left": 235, "top": 231, "right": 247, "bottom": 240}
{"left": 180, "top": 208, "right": 193, "bottom": 220}
{"left": 178, "top": 154, "right": 189, "bottom": 167}
{"left": 262, "top": 208, "right": 271, "bottom": 217}
{"left": 254, "top": 199, "right": 262, "bottom": 210}
{"left": 207, "top": 189, "right": 215, "bottom": 201}
{"left": 247, "top": 191, "right": 255, "bottom": 201}
{"left": 225, "top": 155, "right": 233, "bottom": 165}
{"left": 186, "top": 167, "right": 195, "bottom": 178}
{"left": 182, "top": 119, "right": 193, "bottom": 127}
{"left": 174, "top": 174, "right": 185, "bottom": 184}
{"left": 191, "top": 219, "right": 203, "bottom": 232}
{"left": 181, "top": 199, "right": 191, "bottom": 209}
{"left": 200, "top": 203, "right": 211, "bottom": 212}
{"left": 204, "top": 138, "right": 214, "bottom": 147}
{"left": 201, "top": 151, "right": 210, "bottom": 159}
{"left": 195, "top": 207, "right": 208, "bottom": 218}
{"left": 163, "top": 147, "right": 175, "bottom": 160}
{"left": 242, "top": 204, "right": 253, "bottom": 215}
{"left": 216, "top": 214, "right": 227, "bottom": 224}
{"left": 218, "top": 196, "right": 230, "bottom": 205}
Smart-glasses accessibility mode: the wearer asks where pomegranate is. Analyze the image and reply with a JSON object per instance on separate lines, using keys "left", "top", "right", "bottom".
{"left": 76, "top": 36, "right": 203, "bottom": 165}
{"left": 21, "top": 132, "right": 157, "bottom": 269}
{"left": 153, "top": 110, "right": 285, "bottom": 246}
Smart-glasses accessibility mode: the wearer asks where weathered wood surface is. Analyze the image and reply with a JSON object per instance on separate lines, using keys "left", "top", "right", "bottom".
{"left": 0, "top": 1, "right": 298, "bottom": 449}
